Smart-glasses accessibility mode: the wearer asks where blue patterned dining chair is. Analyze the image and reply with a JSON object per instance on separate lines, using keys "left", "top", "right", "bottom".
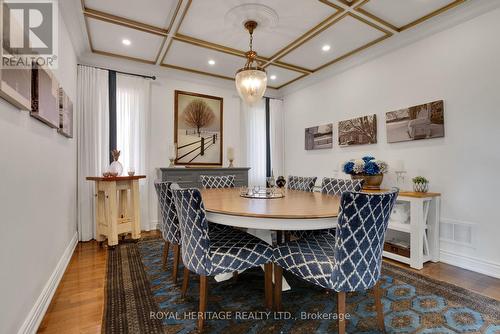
{"left": 172, "top": 188, "right": 274, "bottom": 330}
{"left": 293, "top": 178, "right": 366, "bottom": 239}
{"left": 200, "top": 174, "right": 235, "bottom": 189}
{"left": 273, "top": 189, "right": 399, "bottom": 334}
{"left": 287, "top": 175, "right": 318, "bottom": 240}
{"left": 287, "top": 175, "right": 317, "bottom": 192}
{"left": 154, "top": 181, "right": 183, "bottom": 283}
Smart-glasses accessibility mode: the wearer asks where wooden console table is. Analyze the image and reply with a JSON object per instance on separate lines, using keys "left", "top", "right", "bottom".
{"left": 384, "top": 191, "right": 441, "bottom": 269}
{"left": 86, "top": 175, "right": 146, "bottom": 246}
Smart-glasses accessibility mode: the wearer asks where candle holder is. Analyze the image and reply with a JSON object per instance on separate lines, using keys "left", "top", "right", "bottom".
{"left": 228, "top": 159, "right": 234, "bottom": 168}
{"left": 169, "top": 157, "right": 175, "bottom": 167}
{"left": 395, "top": 170, "right": 407, "bottom": 187}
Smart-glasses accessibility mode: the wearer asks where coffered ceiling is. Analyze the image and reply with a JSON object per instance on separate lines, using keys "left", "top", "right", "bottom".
{"left": 80, "top": 0, "right": 467, "bottom": 89}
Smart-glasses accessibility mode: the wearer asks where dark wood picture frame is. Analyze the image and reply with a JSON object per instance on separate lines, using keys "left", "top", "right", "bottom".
{"left": 58, "top": 87, "right": 74, "bottom": 138}
{"left": 31, "top": 63, "right": 59, "bottom": 128}
{"left": 174, "top": 90, "right": 223, "bottom": 166}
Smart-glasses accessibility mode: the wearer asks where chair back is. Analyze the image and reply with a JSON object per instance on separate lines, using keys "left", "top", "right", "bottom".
{"left": 321, "top": 178, "right": 364, "bottom": 196}
{"left": 172, "top": 188, "right": 211, "bottom": 275}
{"left": 154, "top": 181, "right": 180, "bottom": 244}
{"left": 287, "top": 176, "right": 317, "bottom": 192}
{"left": 331, "top": 189, "right": 398, "bottom": 292}
{"left": 200, "top": 175, "right": 235, "bottom": 189}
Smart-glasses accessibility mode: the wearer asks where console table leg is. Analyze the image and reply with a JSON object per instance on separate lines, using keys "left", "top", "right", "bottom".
{"left": 106, "top": 182, "right": 119, "bottom": 247}
{"left": 131, "top": 180, "right": 141, "bottom": 240}
{"left": 410, "top": 199, "right": 424, "bottom": 269}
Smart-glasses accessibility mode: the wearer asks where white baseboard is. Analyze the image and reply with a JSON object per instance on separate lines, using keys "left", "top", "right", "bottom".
{"left": 440, "top": 249, "right": 500, "bottom": 279}
{"left": 17, "top": 232, "right": 78, "bottom": 334}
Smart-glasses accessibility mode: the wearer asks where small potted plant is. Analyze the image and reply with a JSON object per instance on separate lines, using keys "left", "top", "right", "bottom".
{"left": 412, "top": 176, "right": 429, "bottom": 193}
{"left": 342, "top": 156, "right": 388, "bottom": 190}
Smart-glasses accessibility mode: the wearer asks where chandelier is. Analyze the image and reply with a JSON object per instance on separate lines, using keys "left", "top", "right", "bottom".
{"left": 235, "top": 20, "right": 267, "bottom": 106}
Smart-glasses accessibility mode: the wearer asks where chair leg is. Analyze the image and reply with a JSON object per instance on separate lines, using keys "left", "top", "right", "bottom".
{"left": 374, "top": 282, "right": 386, "bottom": 333}
{"left": 273, "top": 264, "right": 283, "bottom": 311}
{"left": 264, "top": 263, "right": 273, "bottom": 310}
{"left": 232, "top": 271, "right": 238, "bottom": 279}
{"left": 198, "top": 275, "right": 208, "bottom": 331}
{"left": 162, "top": 241, "right": 170, "bottom": 270}
{"left": 172, "top": 244, "right": 180, "bottom": 283}
{"left": 337, "top": 291, "right": 346, "bottom": 334}
{"left": 181, "top": 267, "right": 190, "bottom": 298}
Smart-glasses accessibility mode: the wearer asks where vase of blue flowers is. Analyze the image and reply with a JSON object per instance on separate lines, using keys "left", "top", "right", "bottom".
{"left": 342, "top": 156, "right": 389, "bottom": 190}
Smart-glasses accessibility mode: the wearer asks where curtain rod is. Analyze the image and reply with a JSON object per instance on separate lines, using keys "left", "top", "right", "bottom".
{"left": 265, "top": 96, "right": 283, "bottom": 101}
{"left": 77, "top": 64, "right": 156, "bottom": 80}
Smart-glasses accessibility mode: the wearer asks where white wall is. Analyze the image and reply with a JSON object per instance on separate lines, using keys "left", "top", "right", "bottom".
{"left": 282, "top": 8, "right": 500, "bottom": 276}
{"left": 0, "top": 9, "right": 78, "bottom": 334}
{"left": 147, "top": 75, "right": 243, "bottom": 228}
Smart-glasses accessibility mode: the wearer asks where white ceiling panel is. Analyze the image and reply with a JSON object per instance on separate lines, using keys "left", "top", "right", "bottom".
{"left": 84, "top": 0, "right": 179, "bottom": 29}
{"left": 178, "top": 0, "right": 341, "bottom": 58}
{"left": 266, "top": 65, "right": 304, "bottom": 88}
{"left": 357, "top": 0, "right": 458, "bottom": 29}
{"left": 280, "top": 14, "right": 388, "bottom": 70}
{"left": 163, "top": 40, "right": 245, "bottom": 78}
{"left": 87, "top": 18, "right": 164, "bottom": 62}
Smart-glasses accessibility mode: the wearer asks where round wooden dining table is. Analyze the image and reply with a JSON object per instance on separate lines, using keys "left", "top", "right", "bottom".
{"left": 200, "top": 187, "right": 340, "bottom": 233}
{"left": 201, "top": 187, "right": 341, "bottom": 290}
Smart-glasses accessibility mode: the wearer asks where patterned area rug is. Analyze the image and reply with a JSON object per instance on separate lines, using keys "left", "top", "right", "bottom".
{"left": 103, "top": 238, "right": 500, "bottom": 333}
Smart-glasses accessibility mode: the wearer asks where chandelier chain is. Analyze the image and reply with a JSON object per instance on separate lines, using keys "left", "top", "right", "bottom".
{"left": 249, "top": 31, "right": 253, "bottom": 51}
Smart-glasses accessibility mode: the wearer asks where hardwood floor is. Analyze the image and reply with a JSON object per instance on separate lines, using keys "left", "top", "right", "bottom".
{"left": 38, "top": 232, "right": 500, "bottom": 333}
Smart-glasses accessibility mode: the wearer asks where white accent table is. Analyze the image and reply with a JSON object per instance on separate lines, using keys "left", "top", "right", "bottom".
{"left": 383, "top": 191, "right": 441, "bottom": 269}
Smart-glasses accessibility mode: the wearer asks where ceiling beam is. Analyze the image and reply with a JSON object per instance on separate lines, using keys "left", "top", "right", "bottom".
{"left": 156, "top": 0, "right": 192, "bottom": 65}
{"left": 83, "top": 8, "right": 168, "bottom": 36}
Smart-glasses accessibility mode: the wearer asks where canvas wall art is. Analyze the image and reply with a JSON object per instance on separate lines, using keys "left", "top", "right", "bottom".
{"left": 31, "top": 64, "right": 59, "bottom": 128}
{"left": 338, "top": 114, "right": 377, "bottom": 146}
{"left": 174, "top": 90, "right": 223, "bottom": 166}
{"left": 58, "top": 87, "right": 73, "bottom": 138}
{"left": 0, "top": 53, "right": 31, "bottom": 110}
{"left": 305, "top": 123, "right": 333, "bottom": 150}
{"left": 386, "top": 100, "right": 444, "bottom": 143}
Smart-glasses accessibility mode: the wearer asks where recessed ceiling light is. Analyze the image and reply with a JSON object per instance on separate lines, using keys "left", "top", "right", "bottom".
{"left": 322, "top": 44, "right": 331, "bottom": 52}
{"left": 270, "top": 75, "right": 277, "bottom": 80}
{"left": 122, "top": 39, "right": 131, "bottom": 46}
{"left": 208, "top": 59, "right": 216, "bottom": 65}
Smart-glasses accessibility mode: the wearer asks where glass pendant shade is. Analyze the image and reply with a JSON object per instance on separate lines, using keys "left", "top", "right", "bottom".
{"left": 235, "top": 69, "right": 267, "bottom": 106}
{"left": 235, "top": 20, "right": 267, "bottom": 106}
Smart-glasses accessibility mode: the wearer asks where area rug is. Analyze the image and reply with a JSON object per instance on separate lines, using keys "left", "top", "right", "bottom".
{"left": 103, "top": 238, "right": 500, "bottom": 333}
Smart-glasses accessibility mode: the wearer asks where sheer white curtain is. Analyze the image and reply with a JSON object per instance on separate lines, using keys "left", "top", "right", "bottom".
{"left": 241, "top": 99, "right": 267, "bottom": 186}
{"left": 77, "top": 66, "right": 109, "bottom": 241}
{"left": 269, "top": 99, "right": 285, "bottom": 176}
{"left": 116, "top": 74, "right": 151, "bottom": 230}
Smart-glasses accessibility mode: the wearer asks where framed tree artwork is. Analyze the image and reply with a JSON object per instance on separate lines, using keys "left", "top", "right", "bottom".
{"left": 58, "top": 87, "right": 73, "bottom": 138}
{"left": 338, "top": 114, "right": 377, "bottom": 146}
{"left": 174, "top": 90, "right": 223, "bottom": 166}
{"left": 31, "top": 63, "right": 59, "bottom": 128}
{"left": 0, "top": 51, "right": 32, "bottom": 110}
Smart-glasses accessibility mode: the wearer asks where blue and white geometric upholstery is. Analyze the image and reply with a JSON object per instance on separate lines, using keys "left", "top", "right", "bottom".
{"left": 275, "top": 189, "right": 398, "bottom": 292}
{"left": 154, "top": 180, "right": 181, "bottom": 244}
{"left": 292, "top": 178, "right": 366, "bottom": 239}
{"left": 287, "top": 176, "right": 317, "bottom": 192}
{"left": 200, "top": 175, "right": 235, "bottom": 189}
{"left": 172, "top": 188, "right": 273, "bottom": 276}
{"left": 321, "top": 178, "right": 364, "bottom": 196}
